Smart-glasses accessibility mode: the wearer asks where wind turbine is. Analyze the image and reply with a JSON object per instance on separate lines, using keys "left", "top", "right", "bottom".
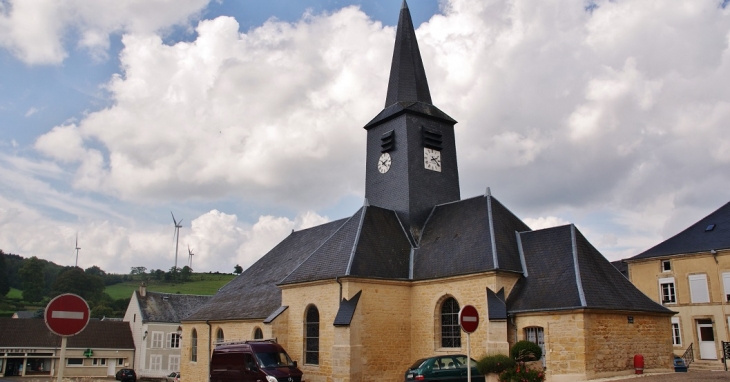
{"left": 188, "top": 245, "right": 194, "bottom": 269}
{"left": 171, "top": 212, "right": 183, "bottom": 270}
{"left": 74, "top": 233, "right": 81, "bottom": 268}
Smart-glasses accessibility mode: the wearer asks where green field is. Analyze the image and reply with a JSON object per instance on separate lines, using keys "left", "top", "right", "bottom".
{"left": 104, "top": 273, "right": 237, "bottom": 300}
{"left": 7, "top": 288, "right": 22, "bottom": 299}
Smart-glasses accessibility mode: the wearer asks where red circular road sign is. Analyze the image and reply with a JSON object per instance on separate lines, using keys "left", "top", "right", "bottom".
{"left": 459, "top": 305, "right": 479, "bottom": 333}
{"left": 44, "top": 293, "right": 90, "bottom": 337}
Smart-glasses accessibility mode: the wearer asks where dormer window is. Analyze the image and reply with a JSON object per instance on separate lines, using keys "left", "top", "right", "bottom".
{"left": 662, "top": 260, "right": 671, "bottom": 272}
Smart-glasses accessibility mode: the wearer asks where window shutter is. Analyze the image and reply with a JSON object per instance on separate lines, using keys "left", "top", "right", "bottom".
{"left": 689, "top": 274, "right": 710, "bottom": 303}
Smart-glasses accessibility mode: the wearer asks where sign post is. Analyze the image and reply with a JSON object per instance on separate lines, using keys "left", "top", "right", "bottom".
{"left": 459, "top": 305, "right": 479, "bottom": 382}
{"left": 44, "top": 294, "right": 90, "bottom": 382}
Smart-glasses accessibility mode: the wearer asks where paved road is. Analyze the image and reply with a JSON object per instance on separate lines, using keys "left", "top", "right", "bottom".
{"left": 595, "top": 370, "right": 730, "bottom": 381}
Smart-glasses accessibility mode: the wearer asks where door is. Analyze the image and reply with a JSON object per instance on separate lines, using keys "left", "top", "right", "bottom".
{"left": 107, "top": 358, "right": 115, "bottom": 376}
{"left": 697, "top": 320, "right": 717, "bottom": 359}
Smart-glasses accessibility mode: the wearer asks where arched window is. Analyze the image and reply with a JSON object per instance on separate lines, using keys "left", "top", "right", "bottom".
{"left": 525, "top": 327, "right": 545, "bottom": 365}
{"left": 216, "top": 328, "right": 224, "bottom": 343}
{"left": 441, "top": 297, "right": 461, "bottom": 348}
{"left": 191, "top": 329, "right": 198, "bottom": 362}
{"left": 253, "top": 327, "right": 263, "bottom": 340}
{"left": 305, "top": 305, "right": 320, "bottom": 365}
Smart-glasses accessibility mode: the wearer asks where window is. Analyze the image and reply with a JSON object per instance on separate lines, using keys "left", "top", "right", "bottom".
{"left": 305, "top": 305, "right": 319, "bottom": 365}
{"left": 722, "top": 272, "right": 730, "bottom": 302}
{"left": 671, "top": 317, "right": 682, "bottom": 346}
{"left": 689, "top": 274, "right": 710, "bottom": 303}
{"left": 662, "top": 260, "right": 671, "bottom": 272}
{"left": 152, "top": 331, "right": 163, "bottom": 348}
{"left": 216, "top": 328, "right": 224, "bottom": 344}
{"left": 150, "top": 355, "right": 162, "bottom": 370}
{"left": 169, "top": 355, "right": 180, "bottom": 371}
{"left": 659, "top": 277, "right": 676, "bottom": 304}
{"left": 191, "top": 329, "right": 198, "bottom": 362}
{"left": 254, "top": 327, "right": 263, "bottom": 340}
{"left": 92, "top": 358, "right": 106, "bottom": 366}
{"left": 118, "top": 358, "right": 125, "bottom": 366}
{"left": 168, "top": 333, "right": 181, "bottom": 348}
{"left": 441, "top": 297, "right": 461, "bottom": 348}
{"left": 67, "top": 358, "right": 83, "bottom": 366}
{"left": 525, "top": 327, "right": 546, "bottom": 364}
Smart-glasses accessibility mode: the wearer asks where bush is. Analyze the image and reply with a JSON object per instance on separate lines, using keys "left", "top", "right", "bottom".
{"left": 477, "top": 354, "right": 515, "bottom": 374}
{"left": 499, "top": 365, "right": 545, "bottom": 382}
{"left": 510, "top": 340, "right": 542, "bottom": 361}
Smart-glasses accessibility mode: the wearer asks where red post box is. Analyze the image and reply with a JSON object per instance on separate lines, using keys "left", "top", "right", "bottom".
{"left": 633, "top": 354, "right": 644, "bottom": 374}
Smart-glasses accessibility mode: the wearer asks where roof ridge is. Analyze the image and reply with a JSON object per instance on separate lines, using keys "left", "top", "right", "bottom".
{"left": 571, "top": 224, "right": 587, "bottom": 307}
{"left": 346, "top": 205, "right": 368, "bottom": 275}
{"left": 280, "top": 207, "right": 363, "bottom": 284}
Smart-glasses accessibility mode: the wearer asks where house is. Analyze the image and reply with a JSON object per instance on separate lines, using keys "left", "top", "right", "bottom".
{"left": 181, "top": 2, "right": 674, "bottom": 381}
{"left": 123, "top": 283, "right": 211, "bottom": 378}
{"left": 0, "top": 318, "right": 134, "bottom": 378}
{"left": 626, "top": 200, "right": 730, "bottom": 363}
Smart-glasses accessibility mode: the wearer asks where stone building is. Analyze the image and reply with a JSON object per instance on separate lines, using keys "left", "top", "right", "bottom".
{"left": 182, "top": 2, "right": 674, "bottom": 381}
{"left": 123, "top": 284, "right": 211, "bottom": 378}
{"left": 625, "top": 200, "right": 730, "bottom": 363}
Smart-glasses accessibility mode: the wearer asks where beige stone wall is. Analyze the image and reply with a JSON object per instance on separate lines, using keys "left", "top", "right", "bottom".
{"left": 584, "top": 312, "right": 672, "bottom": 378}
{"left": 512, "top": 310, "right": 673, "bottom": 382}
{"left": 281, "top": 281, "right": 341, "bottom": 382}
{"left": 410, "top": 272, "right": 520, "bottom": 362}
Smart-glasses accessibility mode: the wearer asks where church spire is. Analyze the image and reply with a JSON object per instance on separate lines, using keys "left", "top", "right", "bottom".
{"left": 384, "top": 0, "right": 432, "bottom": 107}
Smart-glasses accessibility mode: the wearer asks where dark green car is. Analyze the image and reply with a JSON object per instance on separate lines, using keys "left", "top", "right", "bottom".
{"left": 404, "top": 355, "right": 482, "bottom": 382}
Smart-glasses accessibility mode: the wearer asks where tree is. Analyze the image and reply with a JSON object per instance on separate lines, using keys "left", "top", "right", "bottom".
{"left": 51, "top": 267, "right": 105, "bottom": 302}
{"left": 0, "top": 250, "right": 9, "bottom": 296}
{"left": 234, "top": 264, "right": 243, "bottom": 274}
{"left": 130, "top": 266, "right": 147, "bottom": 275}
{"left": 85, "top": 265, "right": 106, "bottom": 277}
{"left": 19, "top": 256, "right": 45, "bottom": 302}
{"left": 181, "top": 266, "right": 192, "bottom": 282}
{"left": 166, "top": 266, "right": 181, "bottom": 281}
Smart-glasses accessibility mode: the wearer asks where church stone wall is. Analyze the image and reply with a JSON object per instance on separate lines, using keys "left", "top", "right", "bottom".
{"left": 343, "top": 279, "right": 411, "bottom": 382}
{"left": 583, "top": 312, "right": 672, "bottom": 379}
{"left": 512, "top": 310, "right": 672, "bottom": 382}
{"left": 281, "top": 281, "right": 341, "bottom": 382}
{"left": 410, "top": 273, "right": 521, "bottom": 362}
{"left": 180, "top": 322, "right": 211, "bottom": 382}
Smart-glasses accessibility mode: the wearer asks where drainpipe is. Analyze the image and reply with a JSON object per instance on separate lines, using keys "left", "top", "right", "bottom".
{"left": 712, "top": 250, "right": 729, "bottom": 343}
{"left": 206, "top": 320, "right": 212, "bottom": 361}
{"left": 336, "top": 277, "right": 342, "bottom": 302}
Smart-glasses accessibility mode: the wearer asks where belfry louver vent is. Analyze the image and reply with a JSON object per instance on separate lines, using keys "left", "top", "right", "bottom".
{"left": 422, "top": 127, "right": 443, "bottom": 150}
{"left": 381, "top": 130, "right": 395, "bottom": 152}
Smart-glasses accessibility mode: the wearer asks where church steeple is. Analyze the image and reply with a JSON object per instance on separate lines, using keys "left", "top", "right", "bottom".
{"left": 385, "top": 0, "right": 432, "bottom": 107}
{"left": 363, "top": 1, "right": 460, "bottom": 241}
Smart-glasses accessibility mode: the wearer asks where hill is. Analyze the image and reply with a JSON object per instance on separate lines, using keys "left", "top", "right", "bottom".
{"left": 104, "top": 273, "right": 236, "bottom": 299}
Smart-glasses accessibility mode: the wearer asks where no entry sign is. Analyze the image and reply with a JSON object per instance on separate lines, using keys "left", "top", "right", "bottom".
{"left": 459, "top": 305, "right": 479, "bottom": 333}
{"left": 44, "top": 294, "right": 90, "bottom": 337}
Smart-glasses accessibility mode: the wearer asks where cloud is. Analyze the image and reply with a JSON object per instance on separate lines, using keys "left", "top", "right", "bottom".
{"left": 0, "top": 0, "right": 210, "bottom": 65}
{"left": 8, "top": 0, "right": 730, "bottom": 272}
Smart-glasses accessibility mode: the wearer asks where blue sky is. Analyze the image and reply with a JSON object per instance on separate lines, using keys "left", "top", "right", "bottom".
{"left": 1, "top": 0, "right": 730, "bottom": 274}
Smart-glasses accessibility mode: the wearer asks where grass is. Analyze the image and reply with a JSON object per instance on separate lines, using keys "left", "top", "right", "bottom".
{"left": 7, "top": 287, "right": 22, "bottom": 299}
{"left": 104, "top": 273, "right": 236, "bottom": 299}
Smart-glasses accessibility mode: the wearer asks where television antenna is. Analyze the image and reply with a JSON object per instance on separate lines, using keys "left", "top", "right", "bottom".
{"left": 171, "top": 212, "right": 183, "bottom": 270}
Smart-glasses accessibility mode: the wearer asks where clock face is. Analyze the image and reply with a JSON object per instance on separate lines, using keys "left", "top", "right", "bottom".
{"left": 378, "top": 152, "right": 392, "bottom": 174}
{"left": 424, "top": 148, "right": 441, "bottom": 172}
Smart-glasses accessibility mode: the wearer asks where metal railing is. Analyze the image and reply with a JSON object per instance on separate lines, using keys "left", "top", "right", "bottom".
{"left": 681, "top": 343, "right": 694, "bottom": 366}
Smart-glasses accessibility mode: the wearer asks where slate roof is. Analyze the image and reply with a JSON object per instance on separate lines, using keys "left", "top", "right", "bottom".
{"left": 413, "top": 195, "right": 530, "bottom": 279}
{"left": 333, "top": 291, "right": 362, "bottom": 326}
{"left": 507, "top": 225, "right": 671, "bottom": 314}
{"left": 184, "top": 218, "right": 348, "bottom": 321}
{"left": 137, "top": 291, "right": 211, "bottom": 323}
{"left": 631, "top": 201, "right": 730, "bottom": 260}
{"left": 0, "top": 318, "right": 135, "bottom": 349}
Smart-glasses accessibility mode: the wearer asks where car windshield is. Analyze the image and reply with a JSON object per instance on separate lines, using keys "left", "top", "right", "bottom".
{"left": 255, "top": 351, "right": 295, "bottom": 368}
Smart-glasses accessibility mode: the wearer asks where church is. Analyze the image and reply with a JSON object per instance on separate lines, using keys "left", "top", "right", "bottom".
{"left": 182, "top": 2, "right": 673, "bottom": 381}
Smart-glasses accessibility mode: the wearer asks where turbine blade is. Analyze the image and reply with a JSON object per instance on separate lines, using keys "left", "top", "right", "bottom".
{"left": 171, "top": 211, "right": 177, "bottom": 225}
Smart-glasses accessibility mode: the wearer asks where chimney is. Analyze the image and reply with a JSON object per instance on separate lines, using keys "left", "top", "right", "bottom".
{"left": 139, "top": 282, "right": 147, "bottom": 297}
